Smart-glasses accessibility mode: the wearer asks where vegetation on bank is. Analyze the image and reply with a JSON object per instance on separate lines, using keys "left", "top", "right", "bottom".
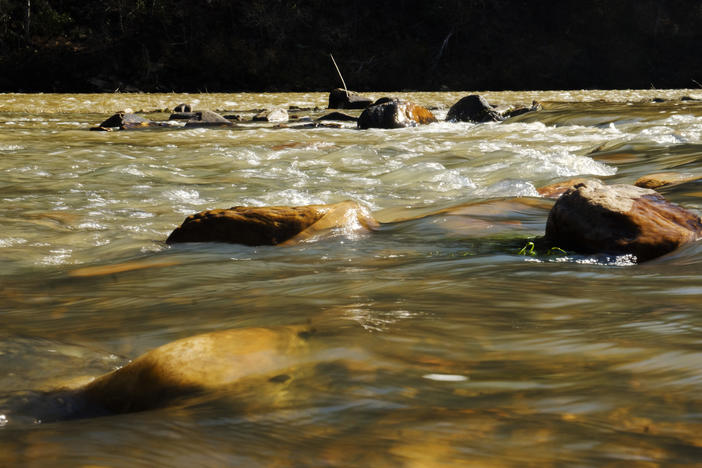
{"left": 0, "top": 0, "right": 700, "bottom": 92}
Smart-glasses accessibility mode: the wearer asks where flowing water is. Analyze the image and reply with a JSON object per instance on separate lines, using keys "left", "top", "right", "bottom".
{"left": 1, "top": 90, "right": 702, "bottom": 466}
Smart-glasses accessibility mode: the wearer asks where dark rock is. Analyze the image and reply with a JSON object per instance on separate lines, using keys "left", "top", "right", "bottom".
{"left": 316, "top": 112, "right": 357, "bottom": 122}
{"left": 184, "top": 110, "right": 234, "bottom": 128}
{"left": 252, "top": 108, "right": 289, "bottom": 123}
{"left": 446, "top": 95, "right": 504, "bottom": 123}
{"left": 541, "top": 180, "right": 702, "bottom": 261}
{"left": 328, "top": 88, "right": 374, "bottom": 109}
{"left": 502, "top": 101, "right": 543, "bottom": 119}
{"left": 371, "top": 97, "right": 395, "bottom": 106}
{"left": 91, "top": 112, "right": 162, "bottom": 131}
{"left": 168, "top": 112, "right": 198, "bottom": 120}
{"left": 357, "top": 99, "right": 437, "bottom": 129}
{"left": 173, "top": 103, "right": 192, "bottom": 112}
{"left": 166, "top": 201, "right": 378, "bottom": 246}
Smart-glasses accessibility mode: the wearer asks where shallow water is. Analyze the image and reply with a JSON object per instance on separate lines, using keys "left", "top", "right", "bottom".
{"left": 1, "top": 90, "right": 702, "bottom": 466}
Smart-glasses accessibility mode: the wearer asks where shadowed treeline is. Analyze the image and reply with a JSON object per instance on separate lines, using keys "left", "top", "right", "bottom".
{"left": 0, "top": 0, "right": 700, "bottom": 92}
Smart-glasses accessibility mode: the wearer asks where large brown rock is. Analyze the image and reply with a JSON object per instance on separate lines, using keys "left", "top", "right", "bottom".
{"left": 542, "top": 180, "right": 702, "bottom": 261}
{"left": 357, "top": 99, "right": 437, "bottom": 129}
{"left": 328, "top": 88, "right": 373, "bottom": 109}
{"left": 166, "top": 201, "right": 378, "bottom": 246}
{"left": 446, "top": 94, "right": 504, "bottom": 123}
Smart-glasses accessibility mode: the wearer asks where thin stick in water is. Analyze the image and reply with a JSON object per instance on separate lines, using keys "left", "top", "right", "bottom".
{"left": 330, "top": 54, "right": 349, "bottom": 97}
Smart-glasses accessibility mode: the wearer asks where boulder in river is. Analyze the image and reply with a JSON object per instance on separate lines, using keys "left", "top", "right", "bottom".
{"left": 446, "top": 95, "right": 504, "bottom": 123}
{"left": 541, "top": 180, "right": 702, "bottom": 261}
{"left": 328, "top": 88, "right": 374, "bottom": 109}
{"left": 357, "top": 99, "right": 437, "bottom": 129}
{"left": 184, "top": 110, "right": 234, "bottom": 128}
{"left": 166, "top": 201, "right": 378, "bottom": 246}
{"left": 253, "top": 108, "right": 289, "bottom": 123}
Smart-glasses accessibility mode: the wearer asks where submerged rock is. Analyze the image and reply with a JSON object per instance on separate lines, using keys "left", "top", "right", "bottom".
{"left": 166, "top": 201, "right": 378, "bottom": 246}
{"left": 10, "top": 325, "right": 315, "bottom": 420}
{"left": 184, "top": 110, "right": 234, "bottom": 128}
{"left": 79, "top": 326, "right": 312, "bottom": 414}
{"left": 446, "top": 95, "right": 504, "bottom": 123}
{"left": 541, "top": 180, "right": 702, "bottom": 261}
{"left": 357, "top": 99, "right": 437, "bottom": 129}
{"left": 328, "top": 88, "right": 373, "bottom": 109}
{"left": 253, "top": 107, "right": 289, "bottom": 123}
{"left": 502, "top": 101, "right": 543, "bottom": 119}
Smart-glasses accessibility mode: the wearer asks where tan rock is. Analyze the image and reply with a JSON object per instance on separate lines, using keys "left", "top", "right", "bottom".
{"left": 634, "top": 172, "right": 702, "bottom": 189}
{"left": 166, "top": 201, "right": 378, "bottom": 246}
{"left": 536, "top": 178, "right": 592, "bottom": 199}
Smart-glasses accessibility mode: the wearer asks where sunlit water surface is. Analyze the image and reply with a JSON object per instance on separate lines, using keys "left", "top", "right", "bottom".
{"left": 1, "top": 90, "right": 702, "bottom": 466}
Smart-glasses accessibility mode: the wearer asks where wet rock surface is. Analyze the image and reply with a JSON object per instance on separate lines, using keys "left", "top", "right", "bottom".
{"left": 357, "top": 99, "right": 437, "bottom": 129}
{"left": 184, "top": 110, "right": 234, "bottom": 128}
{"left": 328, "top": 88, "right": 373, "bottom": 109}
{"left": 541, "top": 180, "right": 702, "bottom": 261}
{"left": 446, "top": 95, "right": 504, "bottom": 123}
{"left": 253, "top": 107, "right": 289, "bottom": 123}
{"left": 167, "top": 201, "right": 378, "bottom": 246}
{"left": 634, "top": 172, "right": 702, "bottom": 189}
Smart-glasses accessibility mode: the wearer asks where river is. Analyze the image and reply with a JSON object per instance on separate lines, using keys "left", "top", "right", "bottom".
{"left": 1, "top": 90, "right": 702, "bottom": 466}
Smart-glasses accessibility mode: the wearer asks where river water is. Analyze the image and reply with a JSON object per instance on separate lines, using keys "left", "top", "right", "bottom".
{"left": 1, "top": 90, "right": 701, "bottom": 466}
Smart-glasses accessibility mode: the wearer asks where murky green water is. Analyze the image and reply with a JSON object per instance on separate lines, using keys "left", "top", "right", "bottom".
{"left": 1, "top": 90, "right": 702, "bottom": 466}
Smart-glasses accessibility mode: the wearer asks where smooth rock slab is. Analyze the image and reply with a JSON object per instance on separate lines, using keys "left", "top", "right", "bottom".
{"left": 357, "top": 99, "right": 437, "bottom": 129}
{"left": 634, "top": 172, "right": 702, "bottom": 189}
{"left": 184, "top": 110, "right": 234, "bottom": 128}
{"left": 166, "top": 201, "right": 378, "bottom": 246}
{"left": 542, "top": 180, "right": 702, "bottom": 261}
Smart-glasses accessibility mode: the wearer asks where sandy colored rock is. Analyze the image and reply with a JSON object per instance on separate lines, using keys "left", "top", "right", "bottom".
{"left": 634, "top": 172, "right": 702, "bottom": 189}
{"left": 542, "top": 180, "right": 702, "bottom": 261}
{"left": 537, "top": 178, "right": 592, "bottom": 199}
{"left": 166, "top": 201, "right": 379, "bottom": 246}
